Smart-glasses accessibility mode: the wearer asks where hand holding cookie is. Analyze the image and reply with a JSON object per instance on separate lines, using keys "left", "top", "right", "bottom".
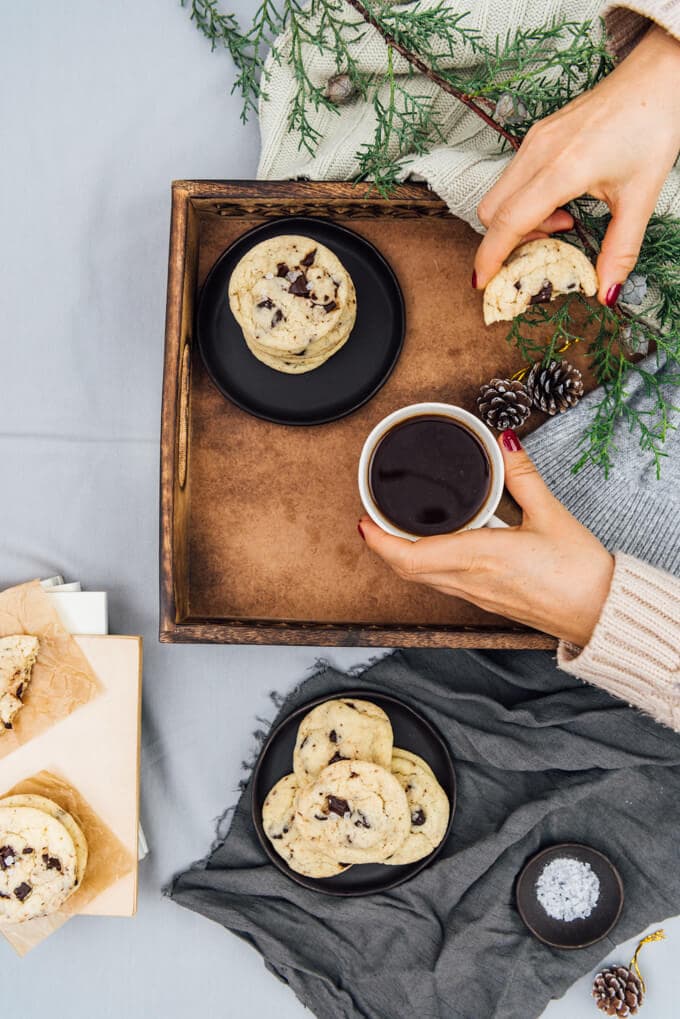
{"left": 473, "top": 25, "right": 680, "bottom": 305}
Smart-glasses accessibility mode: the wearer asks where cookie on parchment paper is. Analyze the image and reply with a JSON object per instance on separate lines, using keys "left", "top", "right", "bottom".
{"left": 0, "top": 635, "right": 39, "bottom": 733}
{"left": 0, "top": 797, "right": 87, "bottom": 923}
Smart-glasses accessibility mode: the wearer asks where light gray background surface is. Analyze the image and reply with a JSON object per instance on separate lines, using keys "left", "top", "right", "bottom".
{"left": 1, "top": 2, "right": 677, "bottom": 1016}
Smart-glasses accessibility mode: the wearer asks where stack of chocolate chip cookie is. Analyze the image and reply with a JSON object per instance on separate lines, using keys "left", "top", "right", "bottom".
{"left": 228, "top": 235, "right": 357, "bottom": 374}
{"left": 0, "top": 794, "right": 87, "bottom": 923}
{"left": 262, "top": 698, "right": 450, "bottom": 878}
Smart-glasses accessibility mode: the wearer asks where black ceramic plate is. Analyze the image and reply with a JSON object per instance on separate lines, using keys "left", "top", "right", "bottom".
{"left": 516, "top": 843, "right": 624, "bottom": 949}
{"left": 252, "top": 690, "right": 456, "bottom": 896}
{"left": 196, "top": 217, "right": 405, "bottom": 425}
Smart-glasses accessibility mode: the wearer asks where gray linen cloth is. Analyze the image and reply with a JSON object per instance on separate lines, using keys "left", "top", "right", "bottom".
{"left": 169, "top": 649, "right": 680, "bottom": 1019}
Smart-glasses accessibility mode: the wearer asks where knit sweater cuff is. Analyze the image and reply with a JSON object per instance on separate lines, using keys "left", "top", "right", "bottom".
{"left": 558, "top": 553, "right": 680, "bottom": 729}
{"left": 604, "top": 3, "right": 680, "bottom": 60}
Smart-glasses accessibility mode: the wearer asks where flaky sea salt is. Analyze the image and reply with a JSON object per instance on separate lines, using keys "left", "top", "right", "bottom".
{"left": 535, "top": 857, "right": 600, "bottom": 922}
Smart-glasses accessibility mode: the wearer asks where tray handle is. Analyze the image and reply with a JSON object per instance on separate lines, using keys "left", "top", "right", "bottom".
{"left": 177, "top": 342, "right": 191, "bottom": 490}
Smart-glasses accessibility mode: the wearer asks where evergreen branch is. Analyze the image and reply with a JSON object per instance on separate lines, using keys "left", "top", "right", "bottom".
{"left": 355, "top": 45, "right": 446, "bottom": 195}
{"left": 508, "top": 290, "right": 680, "bottom": 478}
{"left": 506, "top": 292, "right": 587, "bottom": 364}
{"left": 181, "top": 1, "right": 680, "bottom": 476}
{"left": 344, "top": 0, "right": 521, "bottom": 150}
{"left": 181, "top": 0, "right": 260, "bottom": 115}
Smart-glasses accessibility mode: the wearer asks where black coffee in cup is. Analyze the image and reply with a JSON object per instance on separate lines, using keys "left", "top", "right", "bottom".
{"left": 368, "top": 415, "right": 491, "bottom": 537}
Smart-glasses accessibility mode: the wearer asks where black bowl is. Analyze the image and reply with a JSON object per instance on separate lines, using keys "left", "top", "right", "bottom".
{"left": 516, "top": 843, "right": 624, "bottom": 949}
{"left": 197, "top": 217, "right": 405, "bottom": 426}
{"left": 252, "top": 689, "right": 456, "bottom": 896}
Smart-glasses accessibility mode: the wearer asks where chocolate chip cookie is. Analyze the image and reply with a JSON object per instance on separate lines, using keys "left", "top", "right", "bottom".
{"left": 262, "top": 773, "right": 350, "bottom": 879}
{"left": 0, "top": 797, "right": 87, "bottom": 923}
{"left": 0, "top": 635, "right": 39, "bottom": 732}
{"left": 228, "top": 235, "right": 357, "bottom": 373}
{"left": 295, "top": 759, "right": 410, "bottom": 864}
{"left": 483, "top": 238, "right": 598, "bottom": 324}
{"left": 293, "top": 698, "right": 393, "bottom": 784}
{"left": 384, "top": 749, "right": 450, "bottom": 865}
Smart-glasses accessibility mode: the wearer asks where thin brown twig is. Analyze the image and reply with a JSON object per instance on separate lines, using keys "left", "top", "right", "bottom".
{"left": 571, "top": 217, "right": 599, "bottom": 262}
{"left": 344, "top": 0, "right": 521, "bottom": 151}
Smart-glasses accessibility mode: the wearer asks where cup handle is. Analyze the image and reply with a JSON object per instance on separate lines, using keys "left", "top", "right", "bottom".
{"left": 485, "top": 514, "right": 509, "bottom": 529}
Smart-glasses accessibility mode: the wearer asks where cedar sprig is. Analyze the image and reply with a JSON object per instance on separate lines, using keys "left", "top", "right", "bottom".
{"left": 506, "top": 293, "right": 587, "bottom": 365}
{"left": 362, "top": 0, "right": 484, "bottom": 60}
{"left": 356, "top": 46, "right": 445, "bottom": 196}
{"left": 458, "top": 19, "right": 612, "bottom": 133}
{"left": 181, "top": 0, "right": 261, "bottom": 117}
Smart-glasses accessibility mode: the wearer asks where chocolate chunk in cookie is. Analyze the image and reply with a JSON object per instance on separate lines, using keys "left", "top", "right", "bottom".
{"left": 288, "top": 273, "right": 309, "bottom": 297}
{"left": 0, "top": 845, "right": 17, "bottom": 869}
{"left": 327, "top": 795, "right": 350, "bottom": 817}
{"left": 13, "top": 882, "right": 32, "bottom": 902}
{"left": 529, "top": 280, "right": 553, "bottom": 305}
{"left": 42, "top": 853, "right": 62, "bottom": 872}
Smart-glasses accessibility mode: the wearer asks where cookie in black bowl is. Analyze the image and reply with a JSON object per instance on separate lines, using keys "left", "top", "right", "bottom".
{"left": 251, "top": 689, "right": 456, "bottom": 896}
{"left": 197, "top": 217, "right": 405, "bottom": 426}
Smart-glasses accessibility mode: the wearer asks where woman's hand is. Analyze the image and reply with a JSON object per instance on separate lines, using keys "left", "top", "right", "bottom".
{"left": 358, "top": 430, "right": 614, "bottom": 647}
{"left": 473, "top": 25, "right": 680, "bottom": 305}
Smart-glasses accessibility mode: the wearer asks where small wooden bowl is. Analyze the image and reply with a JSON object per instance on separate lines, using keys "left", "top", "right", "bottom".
{"left": 516, "top": 843, "right": 624, "bottom": 949}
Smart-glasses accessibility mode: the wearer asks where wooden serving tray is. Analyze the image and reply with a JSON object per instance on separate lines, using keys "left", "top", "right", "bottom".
{"left": 161, "top": 181, "right": 590, "bottom": 648}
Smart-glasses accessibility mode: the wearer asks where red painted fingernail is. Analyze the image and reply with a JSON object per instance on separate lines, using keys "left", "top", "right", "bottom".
{"left": 501, "top": 428, "right": 522, "bottom": 453}
{"left": 471, "top": 269, "right": 478, "bottom": 289}
{"left": 605, "top": 283, "right": 621, "bottom": 308}
{"left": 357, "top": 521, "right": 365, "bottom": 541}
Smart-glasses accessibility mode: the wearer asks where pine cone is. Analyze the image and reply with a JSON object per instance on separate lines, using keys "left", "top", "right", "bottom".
{"left": 477, "top": 378, "right": 532, "bottom": 431}
{"left": 493, "top": 92, "right": 528, "bottom": 127}
{"left": 526, "top": 359, "right": 584, "bottom": 415}
{"left": 620, "top": 272, "right": 647, "bottom": 307}
{"left": 592, "top": 965, "right": 644, "bottom": 1016}
{"left": 325, "top": 74, "right": 356, "bottom": 105}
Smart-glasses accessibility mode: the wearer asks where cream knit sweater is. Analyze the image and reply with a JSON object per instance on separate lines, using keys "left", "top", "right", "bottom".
{"left": 258, "top": 1, "right": 680, "bottom": 732}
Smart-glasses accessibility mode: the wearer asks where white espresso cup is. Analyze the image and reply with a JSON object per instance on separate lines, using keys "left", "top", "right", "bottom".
{"left": 358, "top": 402, "right": 507, "bottom": 542}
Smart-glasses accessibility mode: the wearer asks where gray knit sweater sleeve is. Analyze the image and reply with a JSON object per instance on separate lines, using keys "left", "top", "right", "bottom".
{"left": 524, "top": 354, "right": 680, "bottom": 577}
